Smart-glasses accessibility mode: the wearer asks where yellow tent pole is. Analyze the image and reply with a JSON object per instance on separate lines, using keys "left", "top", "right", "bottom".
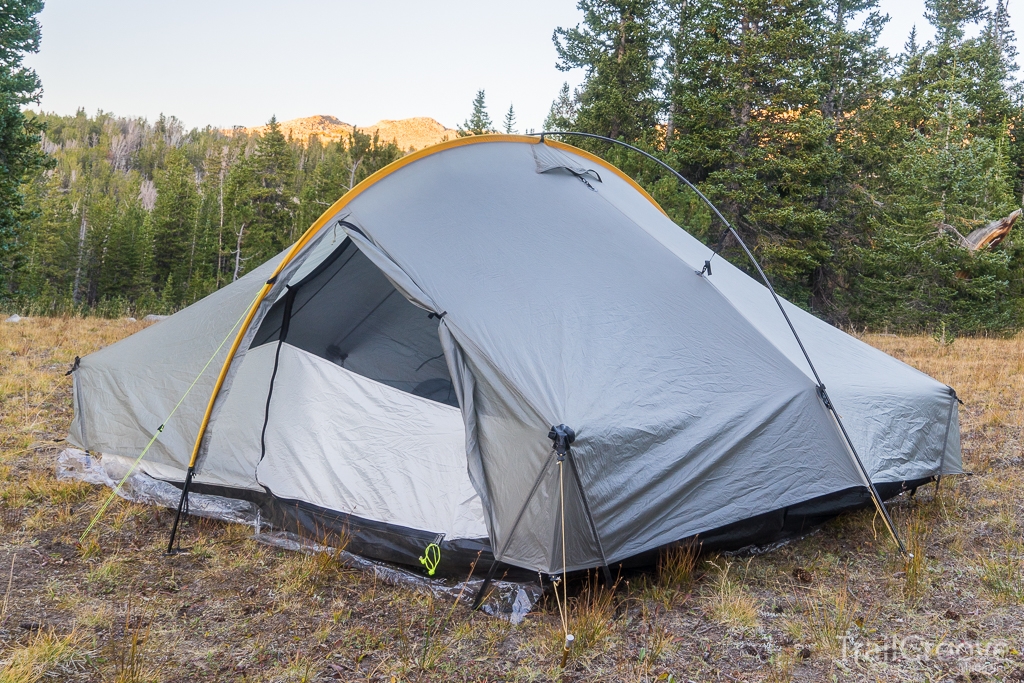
{"left": 164, "top": 134, "right": 670, "bottom": 552}
{"left": 182, "top": 133, "right": 668, "bottom": 471}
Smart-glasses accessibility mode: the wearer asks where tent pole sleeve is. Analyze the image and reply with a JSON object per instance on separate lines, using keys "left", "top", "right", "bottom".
{"left": 566, "top": 452, "right": 612, "bottom": 584}
{"left": 530, "top": 130, "right": 908, "bottom": 556}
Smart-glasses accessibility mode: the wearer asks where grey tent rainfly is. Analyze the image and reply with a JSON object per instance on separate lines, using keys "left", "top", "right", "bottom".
{"left": 67, "top": 135, "right": 962, "bottom": 581}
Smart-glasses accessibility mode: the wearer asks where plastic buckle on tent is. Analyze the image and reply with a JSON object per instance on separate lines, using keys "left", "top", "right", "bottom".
{"left": 64, "top": 356, "right": 80, "bottom": 376}
{"left": 700, "top": 260, "right": 712, "bottom": 277}
{"left": 548, "top": 424, "right": 575, "bottom": 462}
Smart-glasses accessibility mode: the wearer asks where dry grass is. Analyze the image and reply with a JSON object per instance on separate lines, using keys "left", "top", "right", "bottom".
{"left": 0, "top": 317, "right": 1022, "bottom": 681}
{"left": 0, "top": 629, "right": 91, "bottom": 683}
{"left": 706, "top": 561, "right": 759, "bottom": 631}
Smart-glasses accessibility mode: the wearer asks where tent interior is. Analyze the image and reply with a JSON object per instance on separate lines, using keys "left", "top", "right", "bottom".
{"left": 253, "top": 239, "right": 457, "bottom": 408}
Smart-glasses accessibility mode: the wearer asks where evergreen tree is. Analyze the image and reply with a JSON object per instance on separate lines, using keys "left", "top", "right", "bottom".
{"left": 224, "top": 148, "right": 258, "bottom": 282}
{"left": 503, "top": 104, "right": 517, "bottom": 134}
{"left": 664, "top": 0, "right": 852, "bottom": 305}
{"left": 0, "top": 0, "right": 49, "bottom": 295}
{"left": 239, "top": 116, "right": 296, "bottom": 274}
{"left": 195, "top": 143, "right": 232, "bottom": 293}
{"left": 150, "top": 147, "right": 199, "bottom": 302}
{"left": 97, "top": 190, "right": 150, "bottom": 303}
{"left": 458, "top": 90, "right": 493, "bottom": 136}
{"left": 553, "top": 0, "right": 661, "bottom": 142}
{"left": 544, "top": 82, "right": 578, "bottom": 131}
{"left": 844, "top": 111, "right": 1023, "bottom": 332}
{"left": 15, "top": 169, "right": 79, "bottom": 303}
{"left": 846, "top": 0, "right": 1024, "bottom": 332}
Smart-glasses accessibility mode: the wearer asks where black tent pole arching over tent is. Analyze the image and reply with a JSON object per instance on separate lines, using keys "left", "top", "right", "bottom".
{"left": 532, "top": 130, "right": 907, "bottom": 556}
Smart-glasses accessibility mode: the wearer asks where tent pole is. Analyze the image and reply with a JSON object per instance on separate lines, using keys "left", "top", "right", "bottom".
{"left": 470, "top": 559, "right": 501, "bottom": 611}
{"left": 166, "top": 466, "right": 194, "bottom": 554}
{"left": 496, "top": 452, "right": 555, "bottom": 561}
{"left": 469, "top": 451, "right": 555, "bottom": 612}
{"left": 566, "top": 451, "right": 612, "bottom": 584}
{"left": 531, "top": 131, "right": 908, "bottom": 556}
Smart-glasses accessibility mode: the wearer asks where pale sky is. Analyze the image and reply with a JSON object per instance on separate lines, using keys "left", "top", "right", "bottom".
{"left": 24, "top": 0, "right": 1022, "bottom": 133}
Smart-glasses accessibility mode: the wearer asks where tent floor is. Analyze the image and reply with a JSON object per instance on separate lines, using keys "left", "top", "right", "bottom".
{"left": 181, "top": 478, "right": 934, "bottom": 580}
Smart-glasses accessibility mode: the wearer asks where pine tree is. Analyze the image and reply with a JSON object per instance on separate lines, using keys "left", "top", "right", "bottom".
{"left": 553, "top": 0, "right": 661, "bottom": 142}
{"left": 503, "top": 104, "right": 517, "bottom": 134}
{"left": 15, "top": 169, "right": 80, "bottom": 303}
{"left": 458, "top": 90, "right": 493, "bottom": 136}
{"left": 96, "top": 191, "right": 150, "bottom": 304}
{"left": 150, "top": 148, "right": 199, "bottom": 303}
{"left": 664, "top": 0, "right": 852, "bottom": 306}
{"left": 0, "top": 0, "right": 50, "bottom": 296}
{"left": 845, "top": 0, "right": 1024, "bottom": 332}
{"left": 246, "top": 116, "right": 296, "bottom": 270}
{"left": 544, "top": 82, "right": 578, "bottom": 131}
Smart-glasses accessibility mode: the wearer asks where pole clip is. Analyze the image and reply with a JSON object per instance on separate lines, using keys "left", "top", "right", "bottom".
{"left": 700, "top": 260, "right": 712, "bottom": 277}
{"left": 817, "top": 384, "right": 833, "bottom": 411}
{"left": 65, "top": 356, "right": 80, "bottom": 376}
{"left": 548, "top": 424, "right": 575, "bottom": 462}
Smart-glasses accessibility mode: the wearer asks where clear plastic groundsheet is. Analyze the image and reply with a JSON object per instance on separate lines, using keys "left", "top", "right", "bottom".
{"left": 56, "top": 449, "right": 540, "bottom": 623}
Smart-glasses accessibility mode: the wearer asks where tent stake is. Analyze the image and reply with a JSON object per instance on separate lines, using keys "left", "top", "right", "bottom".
{"left": 530, "top": 131, "right": 909, "bottom": 556}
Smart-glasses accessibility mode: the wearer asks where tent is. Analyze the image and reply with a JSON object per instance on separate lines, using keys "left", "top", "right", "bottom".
{"left": 68, "top": 135, "right": 961, "bottom": 578}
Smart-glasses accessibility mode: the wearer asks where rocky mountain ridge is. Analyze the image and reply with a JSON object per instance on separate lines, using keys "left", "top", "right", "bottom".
{"left": 226, "top": 114, "right": 458, "bottom": 151}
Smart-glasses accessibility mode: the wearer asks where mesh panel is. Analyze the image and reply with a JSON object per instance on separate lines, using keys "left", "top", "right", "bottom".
{"left": 253, "top": 240, "right": 457, "bottom": 407}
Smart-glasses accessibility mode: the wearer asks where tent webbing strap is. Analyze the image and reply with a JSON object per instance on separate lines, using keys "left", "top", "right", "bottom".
{"left": 533, "top": 131, "right": 907, "bottom": 556}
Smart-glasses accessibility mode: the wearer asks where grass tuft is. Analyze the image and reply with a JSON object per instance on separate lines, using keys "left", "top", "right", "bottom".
{"left": 706, "top": 561, "right": 758, "bottom": 631}
{"left": 802, "top": 574, "right": 858, "bottom": 656}
{"left": 902, "top": 509, "right": 929, "bottom": 604}
{"left": 0, "top": 629, "right": 90, "bottom": 683}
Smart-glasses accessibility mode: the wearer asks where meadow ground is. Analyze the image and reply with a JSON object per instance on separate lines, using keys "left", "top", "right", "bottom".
{"left": 0, "top": 317, "right": 1021, "bottom": 682}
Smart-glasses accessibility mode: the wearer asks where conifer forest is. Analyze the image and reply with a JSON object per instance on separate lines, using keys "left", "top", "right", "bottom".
{"left": 2, "top": 0, "right": 1024, "bottom": 335}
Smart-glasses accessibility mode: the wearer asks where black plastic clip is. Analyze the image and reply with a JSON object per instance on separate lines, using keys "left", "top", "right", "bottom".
{"left": 700, "top": 260, "right": 712, "bottom": 277}
{"left": 266, "top": 275, "right": 278, "bottom": 285}
{"left": 428, "top": 311, "right": 447, "bottom": 320}
{"left": 817, "top": 385, "right": 833, "bottom": 410}
{"left": 548, "top": 424, "right": 576, "bottom": 462}
{"left": 64, "top": 356, "right": 80, "bottom": 376}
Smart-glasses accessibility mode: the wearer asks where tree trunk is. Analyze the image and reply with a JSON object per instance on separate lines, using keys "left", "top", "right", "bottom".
{"left": 72, "top": 212, "right": 87, "bottom": 304}
{"left": 217, "top": 149, "right": 226, "bottom": 289}
{"left": 233, "top": 222, "right": 247, "bottom": 282}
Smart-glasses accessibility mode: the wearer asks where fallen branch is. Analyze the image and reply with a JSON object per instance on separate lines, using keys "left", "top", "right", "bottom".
{"left": 942, "top": 209, "right": 1021, "bottom": 251}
